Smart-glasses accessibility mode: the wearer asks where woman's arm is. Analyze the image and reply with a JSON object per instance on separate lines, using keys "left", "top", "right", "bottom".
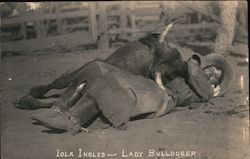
{"left": 187, "top": 57, "right": 214, "bottom": 101}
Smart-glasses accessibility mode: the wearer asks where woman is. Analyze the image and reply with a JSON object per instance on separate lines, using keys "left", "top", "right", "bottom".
{"left": 15, "top": 53, "right": 233, "bottom": 135}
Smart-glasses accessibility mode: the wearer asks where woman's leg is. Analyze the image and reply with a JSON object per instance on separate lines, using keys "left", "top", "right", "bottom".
{"left": 53, "top": 82, "right": 87, "bottom": 110}
{"left": 68, "top": 93, "right": 100, "bottom": 126}
{"left": 30, "top": 93, "right": 100, "bottom": 135}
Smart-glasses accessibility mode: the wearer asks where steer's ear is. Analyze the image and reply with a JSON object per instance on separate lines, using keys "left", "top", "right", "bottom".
{"left": 151, "top": 11, "right": 168, "bottom": 36}
{"left": 159, "top": 11, "right": 166, "bottom": 20}
{"left": 152, "top": 13, "right": 185, "bottom": 43}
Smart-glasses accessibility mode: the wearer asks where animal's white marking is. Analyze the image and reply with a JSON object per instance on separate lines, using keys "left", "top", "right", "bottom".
{"left": 158, "top": 17, "right": 185, "bottom": 43}
{"left": 159, "top": 23, "right": 173, "bottom": 43}
{"left": 213, "top": 85, "right": 221, "bottom": 97}
{"left": 155, "top": 72, "right": 166, "bottom": 90}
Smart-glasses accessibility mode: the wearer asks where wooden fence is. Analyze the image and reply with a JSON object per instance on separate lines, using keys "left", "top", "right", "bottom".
{"left": 1, "top": 2, "right": 219, "bottom": 55}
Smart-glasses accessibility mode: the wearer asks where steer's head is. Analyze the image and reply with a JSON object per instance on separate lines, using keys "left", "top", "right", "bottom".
{"left": 150, "top": 13, "right": 187, "bottom": 89}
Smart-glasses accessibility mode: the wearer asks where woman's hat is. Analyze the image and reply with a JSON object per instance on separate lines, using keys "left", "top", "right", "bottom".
{"left": 200, "top": 53, "right": 234, "bottom": 96}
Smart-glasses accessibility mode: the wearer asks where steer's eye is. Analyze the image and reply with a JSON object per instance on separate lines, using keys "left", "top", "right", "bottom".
{"left": 152, "top": 33, "right": 160, "bottom": 39}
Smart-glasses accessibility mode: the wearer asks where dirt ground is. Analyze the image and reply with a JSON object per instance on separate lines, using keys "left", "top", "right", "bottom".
{"left": 1, "top": 44, "right": 249, "bottom": 159}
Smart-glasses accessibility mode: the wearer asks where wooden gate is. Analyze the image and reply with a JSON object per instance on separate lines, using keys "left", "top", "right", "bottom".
{"left": 1, "top": 2, "right": 220, "bottom": 55}
{"left": 1, "top": 2, "right": 97, "bottom": 53}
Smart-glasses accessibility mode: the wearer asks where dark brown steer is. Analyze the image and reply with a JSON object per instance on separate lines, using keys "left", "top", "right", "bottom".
{"left": 28, "top": 16, "right": 187, "bottom": 99}
{"left": 14, "top": 15, "right": 188, "bottom": 111}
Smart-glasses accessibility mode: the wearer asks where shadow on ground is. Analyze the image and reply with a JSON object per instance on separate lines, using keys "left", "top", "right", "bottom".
{"left": 1, "top": 44, "right": 249, "bottom": 159}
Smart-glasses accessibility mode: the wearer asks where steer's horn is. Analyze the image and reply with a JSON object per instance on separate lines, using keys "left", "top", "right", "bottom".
{"left": 153, "top": 15, "right": 186, "bottom": 90}
{"left": 155, "top": 71, "right": 166, "bottom": 90}
{"left": 159, "top": 16, "right": 185, "bottom": 43}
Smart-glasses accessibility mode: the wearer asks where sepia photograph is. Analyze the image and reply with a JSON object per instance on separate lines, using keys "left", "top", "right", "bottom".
{"left": 1, "top": 1, "right": 249, "bottom": 159}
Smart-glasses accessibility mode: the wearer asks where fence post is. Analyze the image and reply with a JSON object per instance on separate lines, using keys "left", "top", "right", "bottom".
{"left": 20, "top": 22, "right": 27, "bottom": 40}
{"left": 35, "top": 21, "right": 42, "bottom": 39}
{"left": 89, "top": 2, "right": 97, "bottom": 42}
{"left": 129, "top": 1, "right": 136, "bottom": 38}
{"left": 98, "top": 2, "right": 109, "bottom": 49}
{"left": 55, "top": 3, "right": 63, "bottom": 35}
{"left": 120, "top": 2, "right": 127, "bottom": 39}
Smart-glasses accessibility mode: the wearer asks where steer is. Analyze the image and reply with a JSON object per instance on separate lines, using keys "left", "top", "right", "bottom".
{"left": 28, "top": 15, "right": 187, "bottom": 99}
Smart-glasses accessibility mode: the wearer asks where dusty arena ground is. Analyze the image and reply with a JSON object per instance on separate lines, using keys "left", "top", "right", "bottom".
{"left": 1, "top": 44, "right": 249, "bottom": 159}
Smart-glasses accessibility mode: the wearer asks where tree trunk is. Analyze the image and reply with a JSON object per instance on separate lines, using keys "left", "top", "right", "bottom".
{"left": 214, "top": 1, "right": 239, "bottom": 57}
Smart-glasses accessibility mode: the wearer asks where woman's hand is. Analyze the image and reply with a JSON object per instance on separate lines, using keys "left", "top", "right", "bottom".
{"left": 212, "top": 84, "right": 221, "bottom": 97}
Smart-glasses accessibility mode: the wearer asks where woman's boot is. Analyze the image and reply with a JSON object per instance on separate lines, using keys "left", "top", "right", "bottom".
{"left": 31, "top": 109, "right": 83, "bottom": 135}
{"left": 30, "top": 84, "right": 100, "bottom": 135}
{"left": 30, "top": 94, "right": 100, "bottom": 135}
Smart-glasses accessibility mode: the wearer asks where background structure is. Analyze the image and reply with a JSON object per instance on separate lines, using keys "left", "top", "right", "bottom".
{"left": 1, "top": 1, "right": 249, "bottom": 159}
{"left": 1, "top": 1, "right": 247, "bottom": 56}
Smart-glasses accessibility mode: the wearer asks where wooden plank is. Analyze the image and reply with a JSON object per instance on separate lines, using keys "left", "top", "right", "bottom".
{"left": 1, "top": 6, "right": 163, "bottom": 27}
{"left": 59, "top": 3, "right": 89, "bottom": 11}
{"left": 55, "top": 3, "right": 63, "bottom": 35}
{"left": 89, "top": 3, "right": 97, "bottom": 41}
{"left": 135, "top": 4, "right": 160, "bottom": 9}
{"left": 139, "top": 26, "right": 156, "bottom": 32}
{"left": 132, "top": 8, "right": 161, "bottom": 16}
{"left": 20, "top": 22, "right": 26, "bottom": 40}
{"left": 135, "top": 15, "right": 159, "bottom": 21}
{"left": 63, "top": 23, "right": 89, "bottom": 29}
{"left": 129, "top": 1, "right": 137, "bottom": 38}
{"left": 43, "top": 3, "right": 55, "bottom": 36}
{"left": 105, "top": 1, "right": 120, "bottom": 5}
{"left": 107, "top": 19, "right": 120, "bottom": 26}
{"left": 174, "top": 22, "right": 219, "bottom": 30}
{"left": 137, "top": 1, "right": 160, "bottom": 5}
{"left": 197, "top": 13, "right": 202, "bottom": 23}
{"left": 1, "top": 10, "right": 90, "bottom": 25}
{"left": 104, "top": 9, "right": 161, "bottom": 16}
{"left": 41, "top": 21, "right": 47, "bottom": 37}
{"left": 35, "top": 21, "right": 42, "bottom": 39}
{"left": 109, "top": 22, "right": 218, "bottom": 36}
{"left": 120, "top": 2, "right": 128, "bottom": 39}
{"left": 98, "top": 3, "right": 109, "bottom": 49}
{"left": 1, "top": 31, "right": 95, "bottom": 53}
{"left": 109, "top": 28, "right": 140, "bottom": 34}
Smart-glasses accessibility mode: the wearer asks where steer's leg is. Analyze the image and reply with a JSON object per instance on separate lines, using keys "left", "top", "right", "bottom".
{"left": 15, "top": 81, "right": 87, "bottom": 110}
{"left": 29, "top": 64, "right": 87, "bottom": 98}
{"left": 14, "top": 83, "right": 78, "bottom": 110}
{"left": 14, "top": 95, "right": 58, "bottom": 110}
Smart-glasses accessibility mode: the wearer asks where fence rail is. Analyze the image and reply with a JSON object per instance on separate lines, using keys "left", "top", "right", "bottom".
{"left": 1, "top": 2, "right": 219, "bottom": 54}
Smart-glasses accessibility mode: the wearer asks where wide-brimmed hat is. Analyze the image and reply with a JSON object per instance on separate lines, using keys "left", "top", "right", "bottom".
{"left": 200, "top": 53, "right": 234, "bottom": 96}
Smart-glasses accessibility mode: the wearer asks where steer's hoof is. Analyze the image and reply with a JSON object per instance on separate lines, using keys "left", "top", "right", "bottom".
{"left": 14, "top": 95, "right": 40, "bottom": 110}
{"left": 29, "top": 86, "right": 49, "bottom": 98}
